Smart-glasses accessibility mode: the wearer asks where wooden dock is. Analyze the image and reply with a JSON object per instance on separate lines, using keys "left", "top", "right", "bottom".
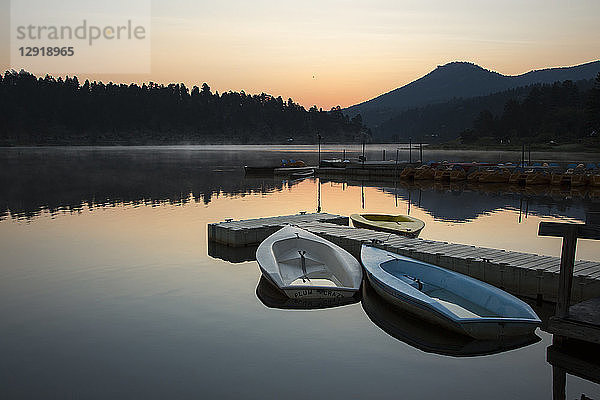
{"left": 207, "top": 212, "right": 348, "bottom": 247}
{"left": 539, "top": 222, "right": 600, "bottom": 345}
{"left": 207, "top": 213, "right": 600, "bottom": 303}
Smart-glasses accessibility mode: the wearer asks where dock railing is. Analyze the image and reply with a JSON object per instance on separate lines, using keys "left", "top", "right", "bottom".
{"left": 538, "top": 222, "right": 600, "bottom": 318}
{"left": 540, "top": 222, "right": 600, "bottom": 399}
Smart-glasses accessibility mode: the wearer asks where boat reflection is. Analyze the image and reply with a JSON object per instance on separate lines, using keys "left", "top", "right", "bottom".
{"left": 255, "top": 276, "right": 360, "bottom": 310}
{"left": 2, "top": 148, "right": 594, "bottom": 224}
{"left": 361, "top": 281, "right": 540, "bottom": 357}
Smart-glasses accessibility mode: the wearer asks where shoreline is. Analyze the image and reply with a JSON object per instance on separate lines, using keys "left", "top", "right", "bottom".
{"left": 1, "top": 142, "right": 599, "bottom": 155}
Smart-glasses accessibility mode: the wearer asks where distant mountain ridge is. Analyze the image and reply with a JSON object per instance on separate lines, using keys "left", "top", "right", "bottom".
{"left": 344, "top": 60, "right": 600, "bottom": 128}
{"left": 375, "top": 77, "right": 595, "bottom": 142}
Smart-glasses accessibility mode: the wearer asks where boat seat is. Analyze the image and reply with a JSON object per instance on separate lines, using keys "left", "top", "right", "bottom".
{"left": 399, "top": 274, "right": 423, "bottom": 290}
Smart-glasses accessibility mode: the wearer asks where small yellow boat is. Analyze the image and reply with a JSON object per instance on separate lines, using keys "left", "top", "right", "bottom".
{"left": 350, "top": 213, "right": 425, "bottom": 238}
{"left": 479, "top": 167, "right": 511, "bottom": 184}
{"left": 413, "top": 165, "right": 436, "bottom": 180}
{"left": 399, "top": 167, "right": 416, "bottom": 180}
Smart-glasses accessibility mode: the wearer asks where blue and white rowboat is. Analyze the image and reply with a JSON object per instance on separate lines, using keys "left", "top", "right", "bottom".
{"left": 361, "top": 245, "right": 541, "bottom": 339}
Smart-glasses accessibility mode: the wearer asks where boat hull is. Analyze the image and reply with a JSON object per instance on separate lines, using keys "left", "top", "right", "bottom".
{"left": 256, "top": 276, "right": 359, "bottom": 309}
{"left": 256, "top": 226, "right": 363, "bottom": 299}
{"left": 274, "top": 166, "right": 315, "bottom": 175}
{"left": 351, "top": 213, "right": 425, "bottom": 238}
{"left": 361, "top": 245, "right": 540, "bottom": 340}
{"left": 282, "top": 286, "right": 357, "bottom": 299}
{"left": 361, "top": 282, "right": 540, "bottom": 357}
{"left": 367, "top": 274, "right": 538, "bottom": 339}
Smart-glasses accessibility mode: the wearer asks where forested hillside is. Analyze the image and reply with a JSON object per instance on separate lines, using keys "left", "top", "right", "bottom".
{"left": 0, "top": 70, "right": 369, "bottom": 146}
{"left": 460, "top": 74, "right": 600, "bottom": 146}
{"left": 376, "top": 77, "right": 597, "bottom": 143}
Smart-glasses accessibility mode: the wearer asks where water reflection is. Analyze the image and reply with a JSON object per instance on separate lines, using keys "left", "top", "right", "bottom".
{"left": 361, "top": 281, "right": 541, "bottom": 357}
{"left": 328, "top": 178, "right": 596, "bottom": 223}
{"left": 1, "top": 147, "right": 597, "bottom": 224}
{"left": 548, "top": 340, "right": 600, "bottom": 400}
{"left": 255, "top": 276, "right": 360, "bottom": 310}
{"left": 208, "top": 241, "right": 258, "bottom": 263}
{"left": 2, "top": 147, "right": 600, "bottom": 398}
{"left": 0, "top": 148, "right": 302, "bottom": 221}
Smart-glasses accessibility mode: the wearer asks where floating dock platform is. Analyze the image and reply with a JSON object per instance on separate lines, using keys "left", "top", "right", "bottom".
{"left": 207, "top": 212, "right": 348, "bottom": 247}
{"left": 207, "top": 213, "right": 600, "bottom": 303}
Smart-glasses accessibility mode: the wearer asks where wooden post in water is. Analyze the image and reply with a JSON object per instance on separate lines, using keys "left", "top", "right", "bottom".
{"left": 521, "top": 143, "right": 525, "bottom": 167}
{"left": 528, "top": 144, "right": 531, "bottom": 166}
{"left": 419, "top": 142, "right": 423, "bottom": 164}
{"left": 538, "top": 222, "right": 600, "bottom": 318}
{"left": 343, "top": 149, "right": 346, "bottom": 161}
{"left": 361, "top": 182, "right": 365, "bottom": 209}
{"left": 395, "top": 148, "right": 399, "bottom": 179}
{"left": 409, "top": 138, "right": 412, "bottom": 164}
{"left": 317, "top": 177, "right": 321, "bottom": 213}
{"left": 382, "top": 149, "right": 385, "bottom": 161}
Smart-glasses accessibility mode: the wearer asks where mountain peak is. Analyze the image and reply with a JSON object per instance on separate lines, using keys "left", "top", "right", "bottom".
{"left": 344, "top": 60, "right": 600, "bottom": 127}
{"left": 437, "top": 61, "right": 482, "bottom": 69}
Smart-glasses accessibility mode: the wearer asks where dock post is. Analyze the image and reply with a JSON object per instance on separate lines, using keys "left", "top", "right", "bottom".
{"left": 556, "top": 226, "right": 577, "bottom": 318}
{"left": 419, "top": 142, "right": 423, "bottom": 164}
{"left": 552, "top": 365, "right": 566, "bottom": 400}
{"left": 409, "top": 138, "right": 412, "bottom": 164}
{"left": 395, "top": 148, "right": 399, "bottom": 179}
{"left": 538, "top": 222, "right": 600, "bottom": 317}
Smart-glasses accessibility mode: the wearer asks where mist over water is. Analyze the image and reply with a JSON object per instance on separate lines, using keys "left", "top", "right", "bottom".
{"left": 0, "top": 146, "right": 598, "bottom": 399}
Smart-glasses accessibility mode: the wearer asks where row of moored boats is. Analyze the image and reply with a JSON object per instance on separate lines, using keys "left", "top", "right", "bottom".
{"left": 398, "top": 162, "right": 600, "bottom": 186}
{"left": 255, "top": 213, "right": 541, "bottom": 340}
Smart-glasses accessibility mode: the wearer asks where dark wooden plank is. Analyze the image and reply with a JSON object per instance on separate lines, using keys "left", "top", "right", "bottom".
{"left": 574, "top": 261, "right": 599, "bottom": 273}
{"left": 518, "top": 256, "right": 558, "bottom": 268}
{"left": 532, "top": 259, "right": 562, "bottom": 271}
{"left": 585, "top": 268, "right": 600, "bottom": 278}
{"left": 547, "top": 317, "right": 600, "bottom": 345}
{"left": 475, "top": 249, "right": 512, "bottom": 258}
{"left": 539, "top": 221, "right": 600, "bottom": 240}
{"left": 568, "top": 297, "right": 600, "bottom": 326}
{"left": 497, "top": 253, "right": 540, "bottom": 264}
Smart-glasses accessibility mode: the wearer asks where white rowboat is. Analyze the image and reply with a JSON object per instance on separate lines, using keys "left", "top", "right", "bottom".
{"left": 361, "top": 245, "right": 541, "bottom": 339}
{"left": 256, "top": 226, "right": 362, "bottom": 299}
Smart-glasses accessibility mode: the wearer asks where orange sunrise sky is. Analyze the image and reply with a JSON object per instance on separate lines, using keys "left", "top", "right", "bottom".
{"left": 1, "top": 0, "right": 599, "bottom": 109}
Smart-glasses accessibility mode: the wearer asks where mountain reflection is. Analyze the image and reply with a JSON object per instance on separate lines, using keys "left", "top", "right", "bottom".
{"left": 1, "top": 148, "right": 597, "bottom": 223}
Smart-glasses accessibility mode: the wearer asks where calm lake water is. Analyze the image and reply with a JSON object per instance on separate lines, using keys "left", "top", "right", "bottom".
{"left": 1, "top": 146, "right": 599, "bottom": 399}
